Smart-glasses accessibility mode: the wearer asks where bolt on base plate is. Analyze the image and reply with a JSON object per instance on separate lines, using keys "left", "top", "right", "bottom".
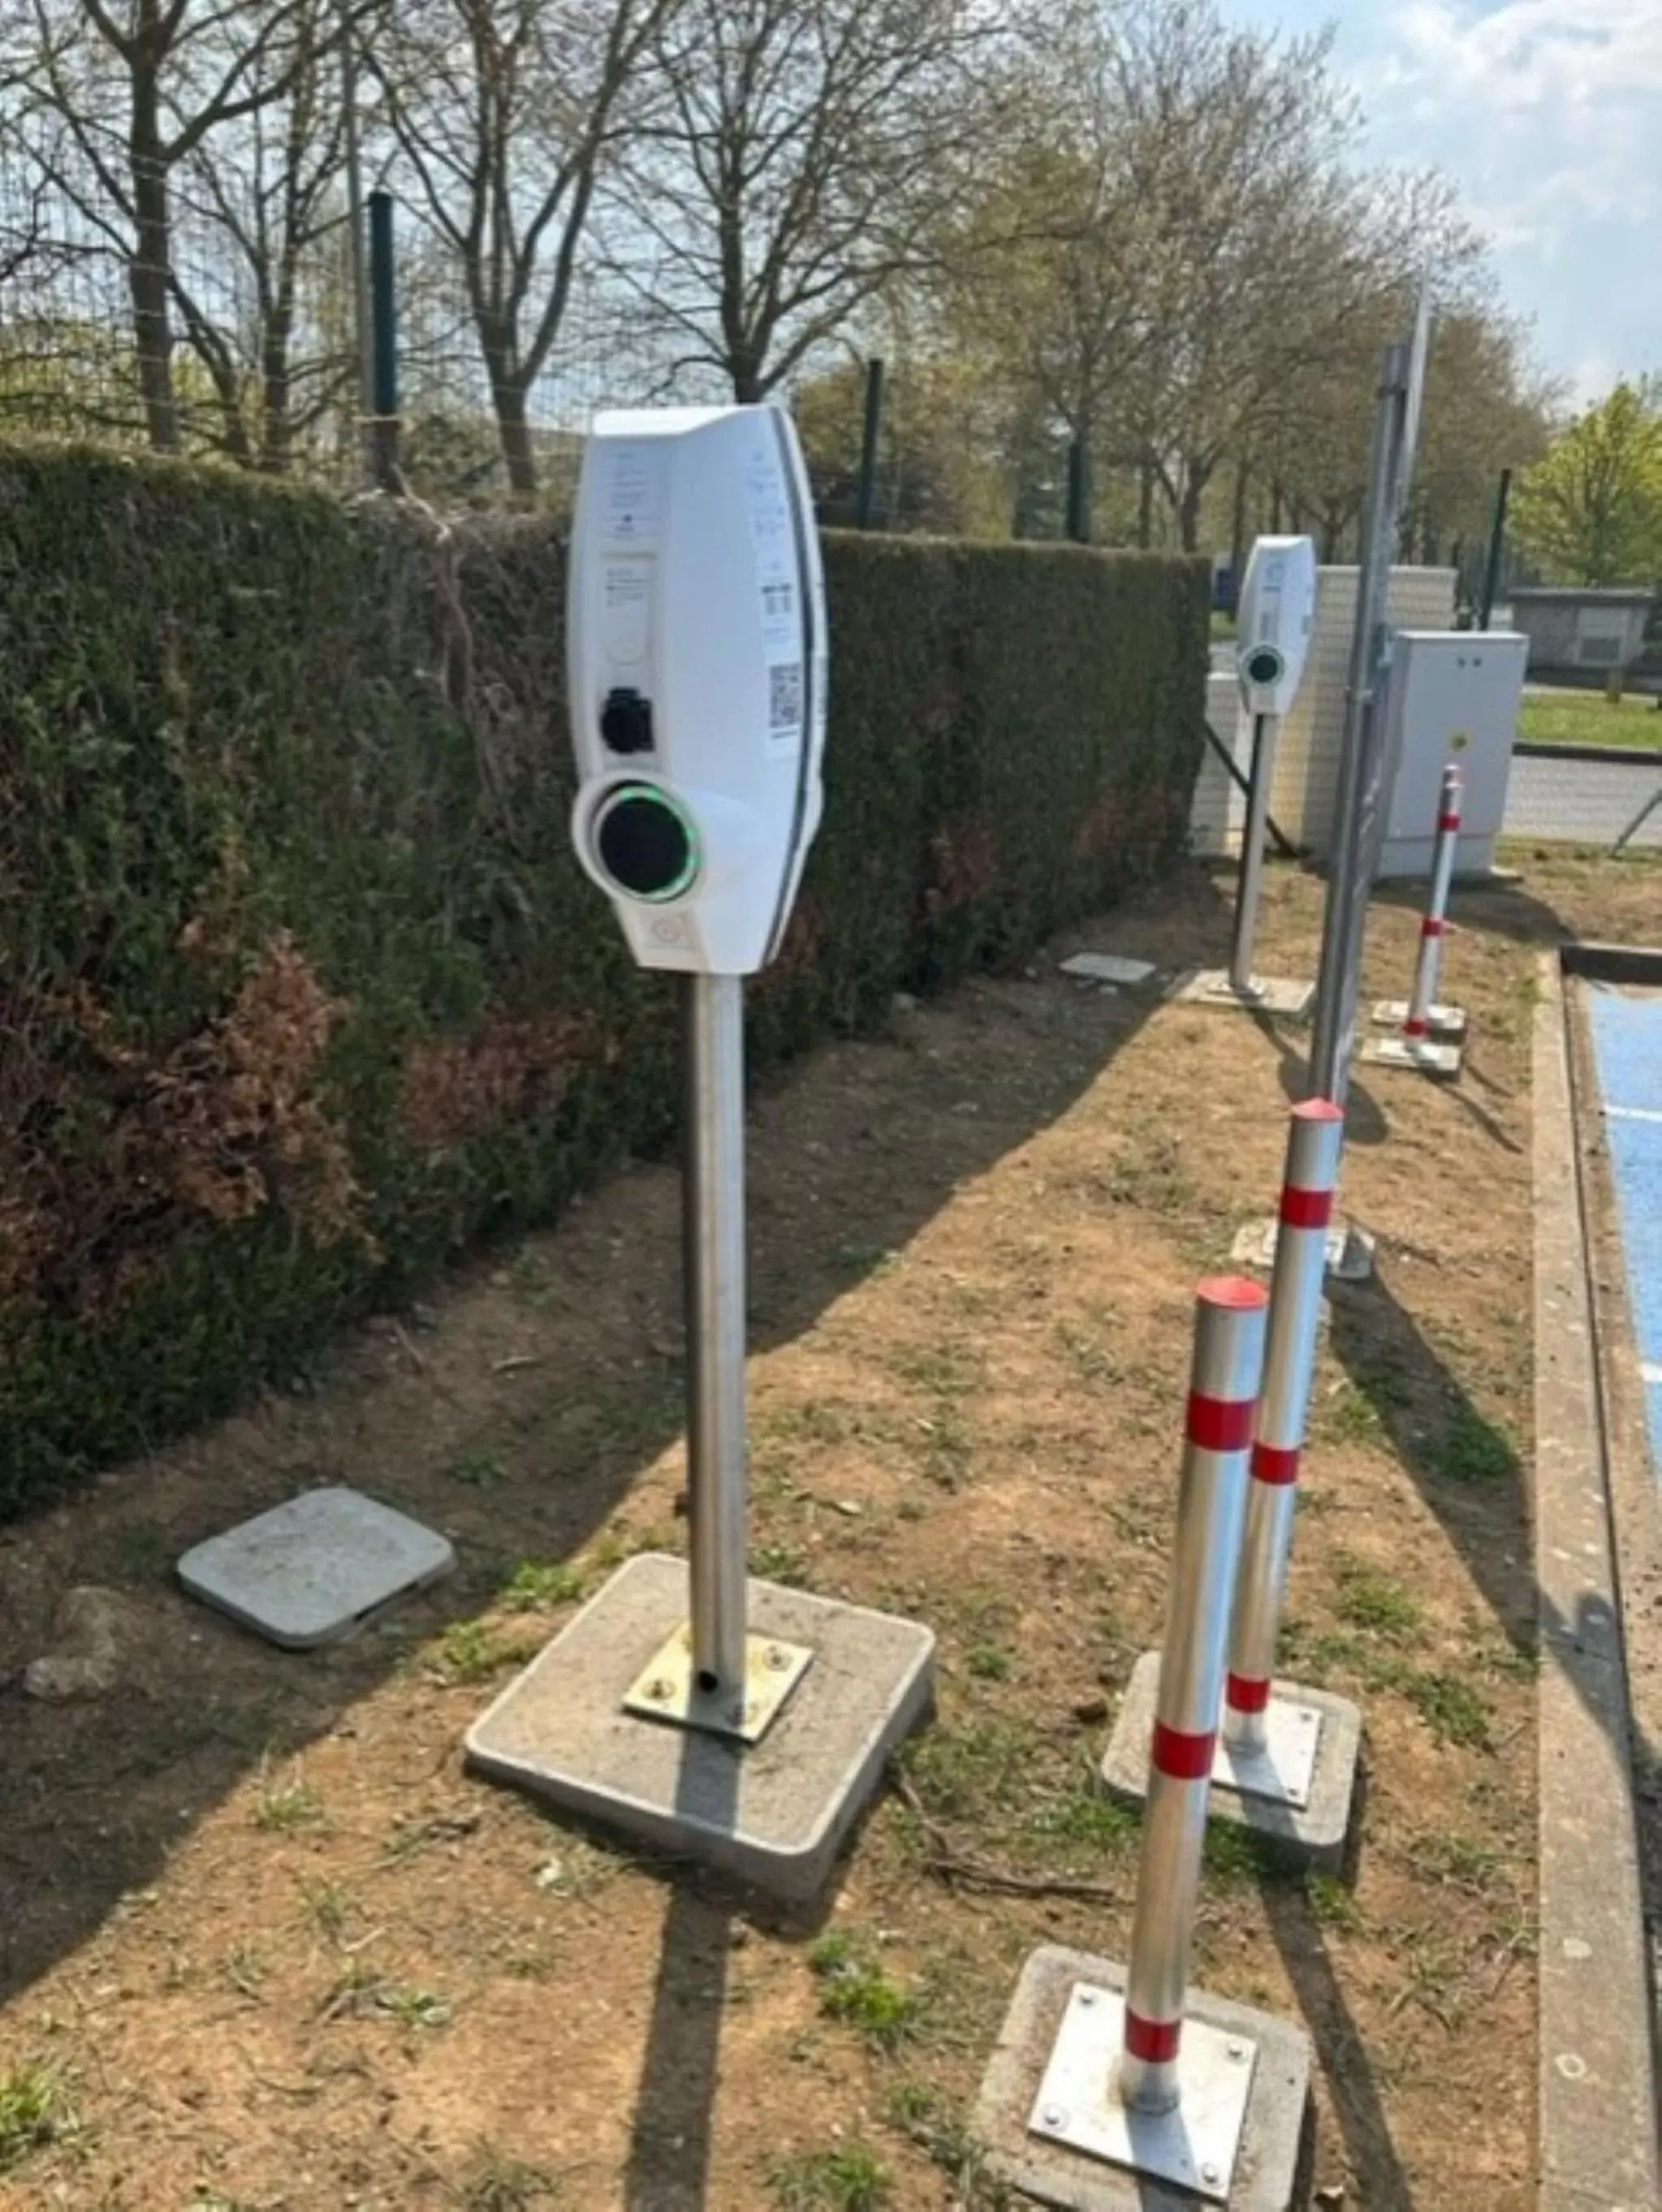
{"left": 1030, "top": 1983, "right": 1255, "bottom": 2202}
{"left": 622, "top": 1622, "right": 813, "bottom": 1744}
{"left": 1371, "top": 996, "right": 1466, "bottom": 1038}
{"left": 1169, "top": 969, "right": 1315, "bottom": 1020}
{"left": 1361, "top": 1034, "right": 1462, "bottom": 1079}
{"left": 973, "top": 1947, "right": 1311, "bottom": 2212}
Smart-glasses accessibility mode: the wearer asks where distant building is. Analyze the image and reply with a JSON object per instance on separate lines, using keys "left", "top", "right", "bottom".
{"left": 1506, "top": 586, "right": 1655, "bottom": 679}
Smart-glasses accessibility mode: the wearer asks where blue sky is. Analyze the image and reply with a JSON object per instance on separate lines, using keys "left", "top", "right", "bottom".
{"left": 1224, "top": 2, "right": 1662, "bottom": 402}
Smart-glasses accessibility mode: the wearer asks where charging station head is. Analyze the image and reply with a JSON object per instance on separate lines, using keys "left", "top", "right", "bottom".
{"left": 1236, "top": 536, "right": 1317, "bottom": 717}
{"left": 567, "top": 403, "right": 829, "bottom": 977}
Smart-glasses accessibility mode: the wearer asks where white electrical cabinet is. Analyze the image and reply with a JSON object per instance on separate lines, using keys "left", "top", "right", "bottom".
{"left": 1377, "top": 631, "right": 1527, "bottom": 879}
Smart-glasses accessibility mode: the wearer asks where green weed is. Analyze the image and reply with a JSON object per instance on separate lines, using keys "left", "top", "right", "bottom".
{"left": 809, "top": 1934, "right": 920, "bottom": 2053}
{"left": 1332, "top": 1559, "right": 1423, "bottom": 1641}
{"left": 446, "top": 1449, "right": 507, "bottom": 1488}
{"left": 1305, "top": 1874, "right": 1362, "bottom": 1933}
{"left": 964, "top": 1644, "right": 1012, "bottom": 1682}
{"left": 770, "top": 2143, "right": 891, "bottom": 2211}
{"left": 884, "top": 2080, "right": 1012, "bottom": 2209}
{"left": 454, "top": 2138, "right": 563, "bottom": 2206}
{"left": 0, "top": 2064, "right": 79, "bottom": 2172}
{"left": 502, "top": 1559, "right": 587, "bottom": 1610}
{"left": 429, "top": 1619, "right": 532, "bottom": 1684}
{"left": 1434, "top": 1410, "right": 1519, "bottom": 1484}
{"left": 251, "top": 1761, "right": 324, "bottom": 1834}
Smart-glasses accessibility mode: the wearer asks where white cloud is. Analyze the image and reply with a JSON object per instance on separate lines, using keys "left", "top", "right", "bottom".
{"left": 1377, "top": 2, "right": 1662, "bottom": 244}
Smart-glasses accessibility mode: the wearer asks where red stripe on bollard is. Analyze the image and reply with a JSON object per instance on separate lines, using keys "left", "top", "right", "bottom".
{"left": 1227, "top": 1671, "right": 1271, "bottom": 1714}
{"left": 1251, "top": 1440, "right": 1300, "bottom": 1485}
{"left": 1421, "top": 916, "right": 1445, "bottom": 938}
{"left": 1438, "top": 812, "right": 1461, "bottom": 832}
{"left": 1151, "top": 1721, "right": 1216, "bottom": 1779}
{"left": 1185, "top": 1392, "right": 1255, "bottom": 1451}
{"left": 1279, "top": 1183, "right": 1333, "bottom": 1231}
{"left": 1125, "top": 2010, "right": 1182, "bottom": 2064}
{"left": 1403, "top": 1015, "right": 1429, "bottom": 1037}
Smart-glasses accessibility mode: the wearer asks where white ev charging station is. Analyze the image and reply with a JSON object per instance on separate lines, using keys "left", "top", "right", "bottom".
{"left": 467, "top": 405, "right": 934, "bottom": 1899}
{"left": 1176, "top": 535, "right": 1319, "bottom": 1019}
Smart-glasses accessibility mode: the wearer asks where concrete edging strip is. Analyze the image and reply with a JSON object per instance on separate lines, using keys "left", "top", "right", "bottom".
{"left": 1532, "top": 950, "right": 1660, "bottom": 2210}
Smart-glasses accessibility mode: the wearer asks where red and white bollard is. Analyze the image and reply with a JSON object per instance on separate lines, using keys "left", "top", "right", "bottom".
{"left": 1403, "top": 764, "right": 1462, "bottom": 1044}
{"left": 976, "top": 1274, "right": 1313, "bottom": 2205}
{"left": 1120, "top": 1278, "right": 1267, "bottom": 2114}
{"left": 1224, "top": 1102, "right": 1345, "bottom": 1761}
{"left": 1366, "top": 762, "right": 1467, "bottom": 1075}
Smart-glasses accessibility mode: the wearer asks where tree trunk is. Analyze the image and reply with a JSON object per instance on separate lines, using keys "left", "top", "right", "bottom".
{"left": 1136, "top": 457, "right": 1154, "bottom": 550}
{"left": 1177, "top": 460, "right": 1210, "bottom": 553}
{"left": 492, "top": 378, "right": 538, "bottom": 499}
{"left": 1228, "top": 458, "right": 1250, "bottom": 602}
{"left": 1269, "top": 480, "right": 1283, "bottom": 533}
{"left": 259, "top": 300, "right": 296, "bottom": 473}
{"left": 128, "top": 71, "right": 178, "bottom": 452}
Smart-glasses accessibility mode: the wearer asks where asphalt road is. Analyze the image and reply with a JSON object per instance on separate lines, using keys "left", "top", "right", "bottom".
{"left": 1504, "top": 752, "right": 1662, "bottom": 849}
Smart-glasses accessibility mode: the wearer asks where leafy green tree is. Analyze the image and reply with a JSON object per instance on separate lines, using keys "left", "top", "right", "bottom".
{"left": 1512, "top": 381, "right": 1662, "bottom": 585}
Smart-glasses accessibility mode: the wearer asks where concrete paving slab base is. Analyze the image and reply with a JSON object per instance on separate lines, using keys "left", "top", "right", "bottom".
{"left": 464, "top": 1552, "right": 934, "bottom": 1902}
{"left": 1371, "top": 996, "right": 1467, "bottom": 1037}
{"left": 1169, "top": 970, "right": 1314, "bottom": 1020}
{"left": 972, "top": 1946, "right": 1311, "bottom": 2212}
{"left": 177, "top": 1485, "right": 455, "bottom": 1649}
{"left": 1100, "top": 1653, "right": 1362, "bottom": 1874}
{"left": 1360, "top": 1034, "right": 1463, "bottom": 1079}
{"left": 1232, "top": 1215, "right": 1376, "bottom": 1283}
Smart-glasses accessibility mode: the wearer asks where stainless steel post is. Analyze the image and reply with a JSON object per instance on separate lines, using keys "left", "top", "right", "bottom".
{"left": 1224, "top": 1105, "right": 1345, "bottom": 1753}
{"left": 1120, "top": 1279, "right": 1267, "bottom": 2115}
{"left": 684, "top": 972, "right": 749, "bottom": 1695}
{"left": 1403, "top": 765, "right": 1462, "bottom": 1040}
{"left": 1228, "top": 711, "right": 1275, "bottom": 996}
{"left": 1307, "top": 288, "right": 1435, "bottom": 1108}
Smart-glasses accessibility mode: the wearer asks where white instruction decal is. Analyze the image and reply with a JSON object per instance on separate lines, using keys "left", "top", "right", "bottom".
{"left": 602, "top": 443, "right": 661, "bottom": 545}
{"left": 602, "top": 558, "right": 652, "bottom": 666}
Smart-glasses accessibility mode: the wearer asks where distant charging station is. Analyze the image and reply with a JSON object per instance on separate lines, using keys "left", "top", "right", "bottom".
{"left": 467, "top": 404, "right": 934, "bottom": 1899}
{"left": 1176, "top": 536, "right": 1318, "bottom": 1020}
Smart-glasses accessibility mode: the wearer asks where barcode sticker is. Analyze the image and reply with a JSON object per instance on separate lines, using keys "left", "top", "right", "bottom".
{"left": 770, "top": 662, "right": 803, "bottom": 735}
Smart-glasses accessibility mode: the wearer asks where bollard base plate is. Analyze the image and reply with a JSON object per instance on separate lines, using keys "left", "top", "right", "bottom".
{"left": 973, "top": 1947, "right": 1311, "bottom": 2212}
{"left": 1371, "top": 996, "right": 1466, "bottom": 1038}
{"left": 1231, "top": 1214, "right": 1375, "bottom": 1283}
{"left": 1103, "top": 1656, "right": 1362, "bottom": 1874}
{"left": 465, "top": 1553, "right": 933, "bottom": 1901}
{"left": 1215, "top": 1699, "right": 1322, "bottom": 1809}
{"left": 1169, "top": 969, "right": 1314, "bottom": 1020}
{"left": 1030, "top": 1983, "right": 1254, "bottom": 2201}
{"left": 621, "top": 1623, "right": 813, "bottom": 1744}
{"left": 1361, "top": 1033, "right": 1462, "bottom": 1079}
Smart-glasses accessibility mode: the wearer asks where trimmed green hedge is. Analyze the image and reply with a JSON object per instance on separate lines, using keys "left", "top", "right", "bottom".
{"left": 0, "top": 445, "right": 1207, "bottom": 1514}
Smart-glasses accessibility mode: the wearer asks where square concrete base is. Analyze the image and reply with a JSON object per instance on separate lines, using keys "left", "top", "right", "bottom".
{"left": 1100, "top": 1653, "right": 1362, "bottom": 1874}
{"left": 1371, "top": 997, "right": 1466, "bottom": 1038}
{"left": 1231, "top": 1214, "right": 1375, "bottom": 1283}
{"left": 177, "top": 1485, "right": 455, "bottom": 1649}
{"left": 1061, "top": 952, "right": 1159, "bottom": 988}
{"left": 1361, "top": 1034, "right": 1462, "bottom": 1079}
{"left": 464, "top": 1552, "right": 934, "bottom": 1901}
{"left": 973, "top": 1947, "right": 1311, "bottom": 2212}
{"left": 1170, "top": 971, "right": 1314, "bottom": 1020}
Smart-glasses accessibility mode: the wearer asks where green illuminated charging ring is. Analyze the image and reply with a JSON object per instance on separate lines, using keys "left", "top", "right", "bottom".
{"left": 593, "top": 783, "right": 701, "bottom": 903}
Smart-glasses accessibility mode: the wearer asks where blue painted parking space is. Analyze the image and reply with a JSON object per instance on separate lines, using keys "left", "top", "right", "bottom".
{"left": 1587, "top": 984, "right": 1662, "bottom": 1479}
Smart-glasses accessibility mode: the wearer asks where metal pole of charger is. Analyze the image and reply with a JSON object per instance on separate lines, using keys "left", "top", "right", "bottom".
{"left": 1120, "top": 1278, "right": 1267, "bottom": 2114}
{"left": 684, "top": 972, "right": 749, "bottom": 1695}
{"left": 1224, "top": 1103, "right": 1345, "bottom": 1753}
{"left": 1227, "top": 711, "right": 1273, "bottom": 996}
{"left": 1403, "top": 765, "right": 1462, "bottom": 1041}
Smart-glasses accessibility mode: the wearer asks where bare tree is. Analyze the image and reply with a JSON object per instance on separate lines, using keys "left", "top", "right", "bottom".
{"left": 174, "top": 0, "right": 352, "bottom": 470}
{"left": 8, "top": 1, "right": 341, "bottom": 450}
{"left": 367, "top": 0, "right": 676, "bottom": 498}
{"left": 613, "top": 0, "right": 1005, "bottom": 404}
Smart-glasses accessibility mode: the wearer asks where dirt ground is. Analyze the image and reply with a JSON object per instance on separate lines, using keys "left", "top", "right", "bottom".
{"left": 3, "top": 843, "right": 1660, "bottom": 2212}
